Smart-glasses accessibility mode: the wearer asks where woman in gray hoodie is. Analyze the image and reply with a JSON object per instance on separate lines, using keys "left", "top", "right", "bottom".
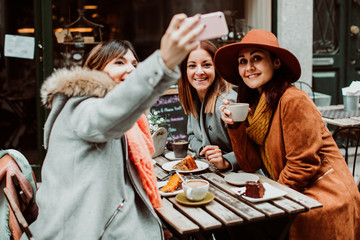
{"left": 23, "top": 14, "right": 204, "bottom": 240}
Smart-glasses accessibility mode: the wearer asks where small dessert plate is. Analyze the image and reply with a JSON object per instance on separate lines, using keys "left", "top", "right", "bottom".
{"left": 164, "top": 151, "right": 195, "bottom": 161}
{"left": 231, "top": 183, "right": 287, "bottom": 203}
{"left": 157, "top": 181, "right": 183, "bottom": 197}
{"left": 224, "top": 173, "right": 259, "bottom": 186}
{"left": 162, "top": 160, "right": 209, "bottom": 173}
{"left": 175, "top": 192, "right": 214, "bottom": 206}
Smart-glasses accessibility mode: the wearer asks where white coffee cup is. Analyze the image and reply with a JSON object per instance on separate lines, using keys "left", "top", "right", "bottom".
{"left": 219, "top": 103, "right": 249, "bottom": 122}
{"left": 182, "top": 179, "right": 209, "bottom": 201}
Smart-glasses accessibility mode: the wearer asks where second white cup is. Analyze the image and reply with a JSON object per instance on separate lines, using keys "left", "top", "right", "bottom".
{"left": 219, "top": 103, "right": 249, "bottom": 122}
{"left": 182, "top": 179, "right": 209, "bottom": 201}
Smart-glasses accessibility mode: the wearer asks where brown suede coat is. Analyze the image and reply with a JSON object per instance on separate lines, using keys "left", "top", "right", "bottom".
{"left": 228, "top": 86, "right": 360, "bottom": 240}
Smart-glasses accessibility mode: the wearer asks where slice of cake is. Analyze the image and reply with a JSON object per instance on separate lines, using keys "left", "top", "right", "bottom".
{"left": 161, "top": 173, "right": 183, "bottom": 193}
{"left": 245, "top": 181, "right": 265, "bottom": 198}
{"left": 172, "top": 154, "right": 198, "bottom": 171}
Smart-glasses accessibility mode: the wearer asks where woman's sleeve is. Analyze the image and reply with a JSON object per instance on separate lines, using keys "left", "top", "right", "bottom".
{"left": 227, "top": 123, "right": 262, "bottom": 172}
{"left": 277, "top": 93, "right": 323, "bottom": 191}
{"left": 71, "top": 51, "right": 180, "bottom": 142}
{"left": 187, "top": 118, "right": 203, "bottom": 155}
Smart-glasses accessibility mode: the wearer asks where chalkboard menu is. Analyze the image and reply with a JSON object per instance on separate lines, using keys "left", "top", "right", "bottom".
{"left": 150, "top": 89, "right": 188, "bottom": 142}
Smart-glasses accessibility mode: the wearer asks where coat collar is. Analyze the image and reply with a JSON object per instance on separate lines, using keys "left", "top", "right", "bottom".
{"left": 40, "top": 66, "right": 115, "bottom": 108}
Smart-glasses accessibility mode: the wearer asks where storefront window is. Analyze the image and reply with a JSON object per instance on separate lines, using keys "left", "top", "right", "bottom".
{"left": 313, "top": 0, "right": 339, "bottom": 54}
{"left": 0, "top": 0, "right": 38, "bottom": 164}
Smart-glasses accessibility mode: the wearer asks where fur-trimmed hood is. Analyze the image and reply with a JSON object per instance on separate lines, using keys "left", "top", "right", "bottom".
{"left": 41, "top": 66, "right": 115, "bottom": 108}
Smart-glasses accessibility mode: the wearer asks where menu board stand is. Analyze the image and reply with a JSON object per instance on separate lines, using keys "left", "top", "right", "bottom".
{"left": 150, "top": 88, "right": 188, "bottom": 142}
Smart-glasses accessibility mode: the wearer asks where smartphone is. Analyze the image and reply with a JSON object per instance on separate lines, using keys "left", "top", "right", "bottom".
{"left": 185, "top": 11, "right": 229, "bottom": 41}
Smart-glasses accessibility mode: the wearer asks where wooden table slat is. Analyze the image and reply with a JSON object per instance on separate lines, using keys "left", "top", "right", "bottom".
{"left": 154, "top": 155, "right": 170, "bottom": 166}
{"left": 155, "top": 199, "right": 199, "bottom": 234}
{"left": 168, "top": 197, "right": 223, "bottom": 231}
{"left": 154, "top": 164, "right": 168, "bottom": 180}
{"left": 208, "top": 185, "right": 265, "bottom": 221}
{"left": 257, "top": 175, "right": 322, "bottom": 209}
{"left": 271, "top": 198, "right": 306, "bottom": 214}
{"left": 204, "top": 199, "right": 244, "bottom": 226}
{"left": 250, "top": 201, "right": 285, "bottom": 217}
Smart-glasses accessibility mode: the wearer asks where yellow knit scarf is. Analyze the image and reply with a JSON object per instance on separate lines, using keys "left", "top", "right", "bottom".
{"left": 246, "top": 93, "right": 275, "bottom": 179}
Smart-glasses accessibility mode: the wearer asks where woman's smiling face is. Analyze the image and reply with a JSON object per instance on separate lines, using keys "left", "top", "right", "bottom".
{"left": 186, "top": 48, "right": 216, "bottom": 100}
{"left": 237, "top": 47, "right": 280, "bottom": 92}
{"left": 103, "top": 50, "right": 138, "bottom": 85}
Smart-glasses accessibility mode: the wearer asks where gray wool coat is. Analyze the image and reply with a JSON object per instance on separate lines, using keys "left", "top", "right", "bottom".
{"left": 187, "top": 89, "right": 239, "bottom": 170}
{"left": 23, "top": 51, "right": 179, "bottom": 240}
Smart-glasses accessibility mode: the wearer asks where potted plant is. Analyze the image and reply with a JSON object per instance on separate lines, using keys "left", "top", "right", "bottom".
{"left": 147, "top": 111, "right": 168, "bottom": 157}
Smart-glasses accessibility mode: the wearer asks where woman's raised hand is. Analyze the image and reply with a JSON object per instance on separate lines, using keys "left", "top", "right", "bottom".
{"left": 220, "top": 98, "right": 235, "bottom": 125}
{"left": 160, "top": 14, "right": 205, "bottom": 70}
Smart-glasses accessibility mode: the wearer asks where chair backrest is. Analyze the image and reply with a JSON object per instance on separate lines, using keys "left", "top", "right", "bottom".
{"left": 0, "top": 150, "right": 38, "bottom": 240}
{"left": 332, "top": 126, "right": 360, "bottom": 177}
{"left": 293, "top": 81, "right": 315, "bottom": 102}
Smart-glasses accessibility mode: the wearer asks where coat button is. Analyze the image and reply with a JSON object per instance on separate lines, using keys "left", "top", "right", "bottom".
{"left": 148, "top": 77, "right": 154, "bottom": 85}
{"left": 208, "top": 125, "right": 212, "bottom": 131}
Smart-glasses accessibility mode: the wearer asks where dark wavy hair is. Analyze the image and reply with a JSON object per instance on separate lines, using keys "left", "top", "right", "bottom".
{"left": 83, "top": 40, "right": 139, "bottom": 71}
{"left": 236, "top": 52, "right": 293, "bottom": 111}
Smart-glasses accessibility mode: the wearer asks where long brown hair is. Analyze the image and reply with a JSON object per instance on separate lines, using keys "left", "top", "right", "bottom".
{"left": 178, "top": 40, "right": 232, "bottom": 118}
{"left": 83, "top": 40, "right": 139, "bottom": 70}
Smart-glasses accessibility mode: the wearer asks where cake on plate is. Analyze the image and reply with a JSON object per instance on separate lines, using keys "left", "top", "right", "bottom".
{"left": 172, "top": 154, "right": 198, "bottom": 171}
{"left": 161, "top": 173, "right": 183, "bottom": 193}
{"left": 245, "top": 181, "right": 265, "bottom": 198}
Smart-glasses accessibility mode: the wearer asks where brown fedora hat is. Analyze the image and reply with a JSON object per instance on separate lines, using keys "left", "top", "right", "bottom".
{"left": 214, "top": 29, "right": 301, "bottom": 85}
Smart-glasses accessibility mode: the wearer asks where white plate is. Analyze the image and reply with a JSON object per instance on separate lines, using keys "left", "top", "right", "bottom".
{"left": 157, "top": 181, "right": 183, "bottom": 197}
{"left": 152, "top": 160, "right": 157, "bottom": 166}
{"left": 231, "top": 183, "right": 287, "bottom": 203}
{"left": 164, "top": 151, "right": 195, "bottom": 160}
{"left": 162, "top": 160, "right": 209, "bottom": 173}
{"left": 224, "top": 173, "right": 259, "bottom": 186}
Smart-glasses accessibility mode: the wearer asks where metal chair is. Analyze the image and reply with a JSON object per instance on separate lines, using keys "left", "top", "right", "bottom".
{"left": 332, "top": 126, "right": 360, "bottom": 176}
{"left": 293, "top": 81, "right": 315, "bottom": 102}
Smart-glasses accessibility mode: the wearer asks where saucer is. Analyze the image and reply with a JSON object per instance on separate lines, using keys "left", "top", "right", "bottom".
{"left": 175, "top": 192, "right": 214, "bottom": 206}
{"left": 164, "top": 151, "right": 195, "bottom": 160}
{"left": 224, "top": 173, "right": 259, "bottom": 186}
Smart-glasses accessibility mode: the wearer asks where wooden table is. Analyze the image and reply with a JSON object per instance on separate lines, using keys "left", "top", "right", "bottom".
{"left": 153, "top": 154, "right": 322, "bottom": 240}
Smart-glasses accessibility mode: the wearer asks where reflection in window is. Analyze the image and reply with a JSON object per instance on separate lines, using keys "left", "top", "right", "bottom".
{"left": 357, "top": 13, "right": 360, "bottom": 53}
{"left": 313, "top": 0, "right": 339, "bottom": 54}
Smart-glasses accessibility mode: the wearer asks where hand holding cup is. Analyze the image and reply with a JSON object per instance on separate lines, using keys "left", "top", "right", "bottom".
{"left": 219, "top": 102, "right": 249, "bottom": 123}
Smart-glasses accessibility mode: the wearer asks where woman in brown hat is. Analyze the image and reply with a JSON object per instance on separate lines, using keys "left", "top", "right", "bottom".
{"left": 215, "top": 29, "right": 360, "bottom": 240}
